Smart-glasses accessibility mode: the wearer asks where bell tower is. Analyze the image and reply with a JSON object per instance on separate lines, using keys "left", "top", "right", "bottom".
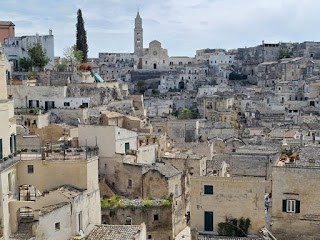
{"left": 134, "top": 11, "right": 143, "bottom": 57}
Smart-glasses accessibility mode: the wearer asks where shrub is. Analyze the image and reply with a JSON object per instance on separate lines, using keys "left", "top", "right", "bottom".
{"left": 142, "top": 199, "right": 153, "bottom": 207}
{"left": 217, "top": 217, "right": 251, "bottom": 237}
{"left": 161, "top": 199, "right": 171, "bottom": 207}
{"left": 101, "top": 195, "right": 121, "bottom": 209}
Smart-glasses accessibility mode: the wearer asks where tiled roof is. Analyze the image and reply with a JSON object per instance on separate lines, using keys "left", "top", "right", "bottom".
{"left": 296, "top": 146, "right": 320, "bottom": 166}
{"left": 143, "top": 163, "right": 181, "bottom": 178}
{"left": 40, "top": 202, "right": 69, "bottom": 215}
{"left": 87, "top": 225, "right": 142, "bottom": 240}
{"left": 163, "top": 152, "right": 205, "bottom": 160}
{"left": 51, "top": 185, "right": 84, "bottom": 199}
{"left": 0, "top": 21, "right": 15, "bottom": 26}
{"left": 207, "top": 160, "right": 224, "bottom": 170}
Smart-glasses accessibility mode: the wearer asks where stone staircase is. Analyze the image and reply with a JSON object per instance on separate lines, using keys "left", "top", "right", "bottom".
{"left": 10, "top": 219, "right": 33, "bottom": 240}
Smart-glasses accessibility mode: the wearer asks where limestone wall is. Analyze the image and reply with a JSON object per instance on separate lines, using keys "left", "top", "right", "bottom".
{"left": 190, "top": 176, "right": 265, "bottom": 235}
{"left": 102, "top": 206, "right": 173, "bottom": 240}
{"left": 271, "top": 166, "right": 320, "bottom": 239}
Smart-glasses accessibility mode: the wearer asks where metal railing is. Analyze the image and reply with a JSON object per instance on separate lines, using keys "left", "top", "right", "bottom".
{"left": 7, "top": 147, "right": 98, "bottom": 162}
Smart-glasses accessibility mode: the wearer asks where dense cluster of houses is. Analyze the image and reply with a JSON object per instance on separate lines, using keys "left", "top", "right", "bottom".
{"left": 1, "top": 11, "right": 320, "bottom": 240}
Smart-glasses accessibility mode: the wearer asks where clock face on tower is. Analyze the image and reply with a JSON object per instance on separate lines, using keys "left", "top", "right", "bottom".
{"left": 153, "top": 51, "right": 158, "bottom": 56}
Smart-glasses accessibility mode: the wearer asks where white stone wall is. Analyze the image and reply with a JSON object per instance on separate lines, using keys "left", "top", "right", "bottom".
{"left": 78, "top": 125, "right": 138, "bottom": 157}
{"left": 137, "top": 144, "right": 157, "bottom": 164}
{"left": 169, "top": 56, "right": 195, "bottom": 67}
{"left": 37, "top": 204, "right": 72, "bottom": 240}
{"left": 209, "top": 52, "right": 236, "bottom": 66}
{"left": 115, "top": 126, "right": 138, "bottom": 153}
{"left": 4, "top": 34, "right": 54, "bottom": 69}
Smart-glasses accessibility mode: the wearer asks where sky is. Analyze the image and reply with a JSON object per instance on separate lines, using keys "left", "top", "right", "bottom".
{"left": 1, "top": 0, "right": 320, "bottom": 58}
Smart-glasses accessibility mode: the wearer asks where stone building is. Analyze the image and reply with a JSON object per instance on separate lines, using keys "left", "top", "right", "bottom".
{"left": 161, "top": 152, "right": 207, "bottom": 176}
{"left": 292, "top": 41, "right": 320, "bottom": 59}
{"left": 102, "top": 202, "right": 182, "bottom": 240}
{"left": 144, "top": 98, "right": 173, "bottom": 117}
{"left": 168, "top": 56, "right": 195, "bottom": 68}
{"left": 150, "top": 118, "right": 204, "bottom": 143}
{"left": 271, "top": 166, "right": 320, "bottom": 239}
{"left": 190, "top": 176, "right": 265, "bottom": 236}
{"left": 256, "top": 57, "right": 314, "bottom": 88}
{"left": 0, "top": 43, "right": 17, "bottom": 240}
{"left": 237, "top": 41, "right": 281, "bottom": 66}
{"left": 9, "top": 149, "right": 101, "bottom": 240}
{"left": 100, "top": 111, "right": 152, "bottom": 133}
{"left": 0, "top": 46, "right": 101, "bottom": 239}
{"left": 3, "top": 31, "right": 55, "bottom": 70}
{"left": 78, "top": 124, "right": 158, "bottom": 179}
{"left": 0, "top": 21, "right": 15, "bottom": 44}
{"left": 102, "top": 156, "right": 181, "bottom": 200}
{"left": 141, "top": 40, "right": 170, "bottom": 70}
{"left": 197, "top": 92, "right": 237, "bottom": 124}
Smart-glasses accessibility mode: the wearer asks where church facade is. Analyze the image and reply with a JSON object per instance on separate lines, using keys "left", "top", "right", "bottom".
{"left": 134, "top": 12, "right": 170, "bottom": 70}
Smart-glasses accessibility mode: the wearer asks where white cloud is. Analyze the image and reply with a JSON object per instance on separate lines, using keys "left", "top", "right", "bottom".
{"left": 2, "top": 0, "right": 320, "bottom": 57}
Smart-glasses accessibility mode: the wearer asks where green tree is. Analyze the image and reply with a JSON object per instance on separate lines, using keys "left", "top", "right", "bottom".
{"left": 19, "top": 57, "right": 33, "bottom": 71}
{"left": 27, "top": 43, "right": 50, "bottom": 70}
{"left": 137, "top": 80, "right": 146, "bottom": 94}
{"left": 177, "top": 108, "right": 197, "bottom": 119}
{"left": 76, "top": 9, "right": 88, "bottom": 62}
{"left": 63, "top": 45, "right": 84, "bottom": 71}
{"left": 56, "top": 62, "right": 68, "bottom": 72}
{"left": 278, "top": 48, "right": 290, "bottom": 59}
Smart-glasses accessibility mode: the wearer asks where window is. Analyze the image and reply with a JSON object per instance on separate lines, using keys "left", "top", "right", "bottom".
{"left": 27, "top": 165, "right": 34, "bottom": 174}
{"left": 282, "top": 199, "right": 300, "bottom": 213}
{"left": 153, "top": 214, "right": 159, "bottom": 221}
{"left": 55, "top": 222, "right": 60, "bottom": 231}
{"left": 125, "top": 142, "right": 130, "bottom": 152}
{"left": 148, "top": 235, "right": 152, "bottom": 239}
{"left": 128, "top": 179, "right": 132, "bottom": 188}
{"left": 78, "top": 211, "right": 83, "bottom": 232}
{"left": 125, "top": 216, "right": 132, "bottom": 225}
{"left": 64, "top": 102, "right": 70, "bottom": 107}
{"left": 204, "top": 185, "right": 213, "bottom": 194}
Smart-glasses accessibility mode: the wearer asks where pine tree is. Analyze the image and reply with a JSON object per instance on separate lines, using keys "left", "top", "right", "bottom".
{"left": 76, "top": 9, "right": 88, "bottom": 63}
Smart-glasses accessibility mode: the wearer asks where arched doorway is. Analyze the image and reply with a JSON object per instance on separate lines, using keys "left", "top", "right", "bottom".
{"left": 178, "top": 81, "right": 185, "bottom": 90}
{"left": 13, "top": 207, "right": 35, "bottom": 238}
{"left": 153, "top": 63, "right": 157, "bottom": 69}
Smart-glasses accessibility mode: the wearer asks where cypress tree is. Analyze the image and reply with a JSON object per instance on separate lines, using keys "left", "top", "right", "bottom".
{"left": 76, "top": 9, "right": 88, "bottom": 62}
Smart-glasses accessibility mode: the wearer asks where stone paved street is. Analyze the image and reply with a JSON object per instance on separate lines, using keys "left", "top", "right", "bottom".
{"left": 176, "top": 226, "right": 191, "bottom": 240}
